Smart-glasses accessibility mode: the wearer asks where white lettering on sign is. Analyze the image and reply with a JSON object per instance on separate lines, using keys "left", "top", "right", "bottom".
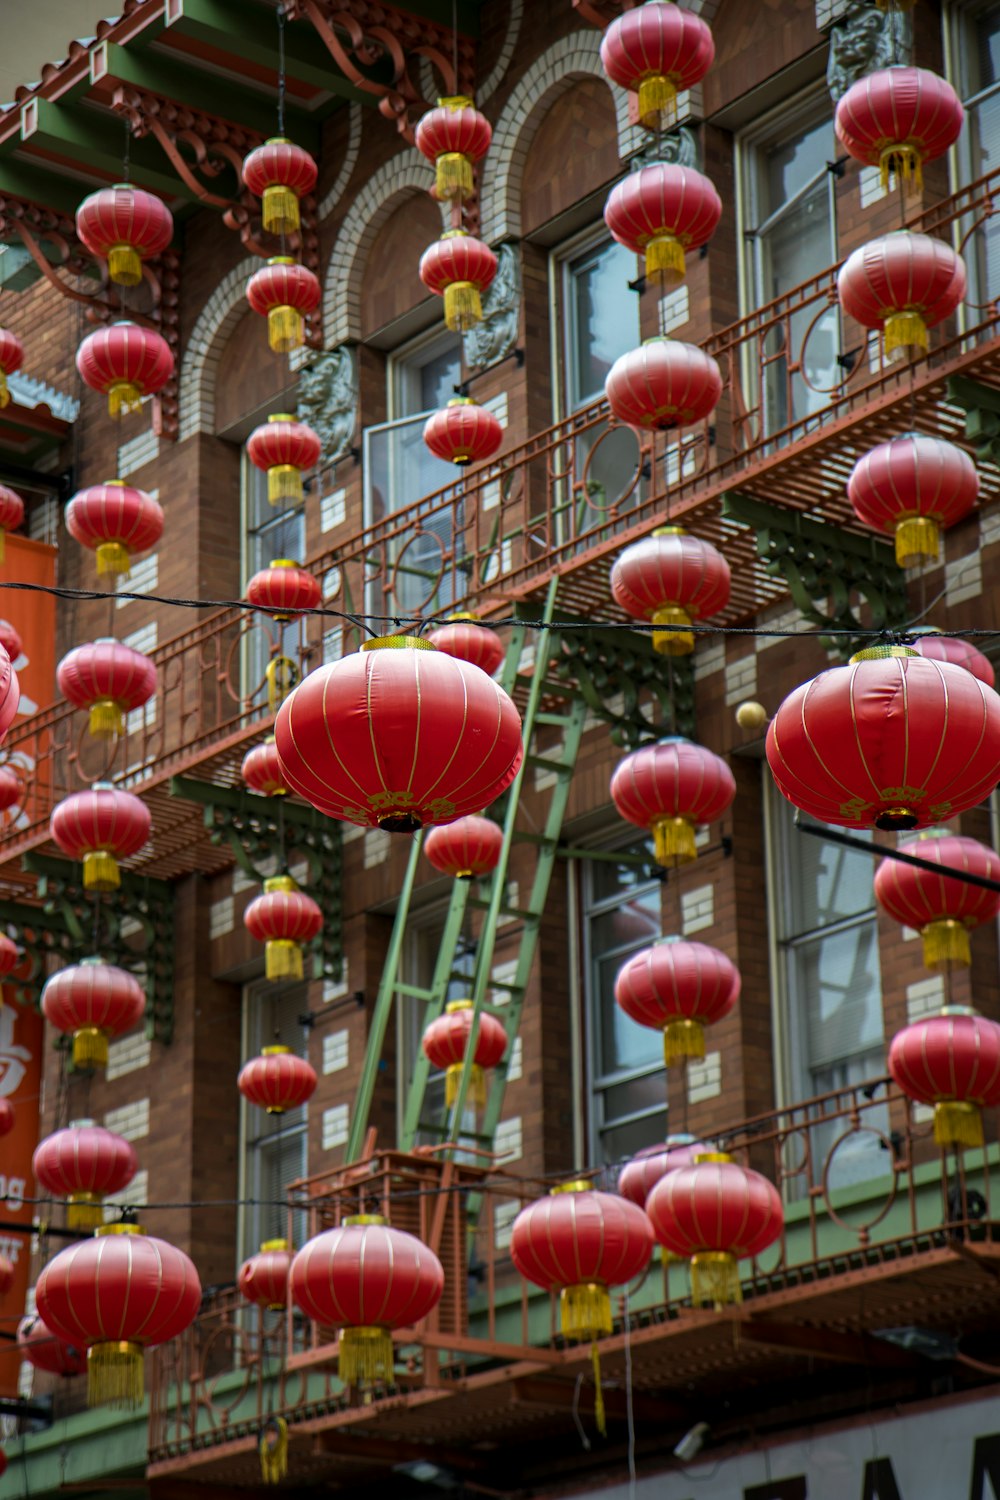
{"left": 0, "top": 1176, "right": 26, "bottom": 1211}
{"left": 0, "top": 1237, "right": 22, "bottom": 1263}
{"left": 0, "top": 1008, "right": 32, "bottom": 1096}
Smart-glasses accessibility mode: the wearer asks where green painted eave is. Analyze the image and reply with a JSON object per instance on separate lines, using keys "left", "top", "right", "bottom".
{"left": 0, "top": 1393, "right": 149, "bottom": 1500}
{"left": 14, "top": 98, "right": 200, "bottom": 203}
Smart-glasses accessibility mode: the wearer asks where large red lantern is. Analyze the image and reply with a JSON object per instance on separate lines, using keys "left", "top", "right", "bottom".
{"left": 605, "top": 338, "right": 722, "bottom": 430}
{"left": 57, "top": 639, "right": 157, "bottom": 739}
{"left": 0, "top": 620, "right": 21, "bottom": 663}
{"left": 835, "top": 67, "right": 964, "bottom": 191}
{"left": 240, "top": 1239, "right": 294, "bottom": 1310}
{"left": 290, "top": 1215, "right": 445, "bottom": 1386}
{"left": 246, "top": 257, "right": 320, "bottom": 354}
{"left": 274, "top": 637, "right": 523, "bottom": 832}
{"left": 847, "top": 435, "right": 978, "bottom": 569}
{"left": 33, "top": 1121, "right": 138, "bottom": 1232}
{"left": 242, "top": 138, "right": 318, "bottom": 235}
{"left": 766, "top": 646, "right": 1000, "bottom": 831}
{"left": 247, "top": 560, "right": 321, "bottom": 621}
{"left": 610, "top": 736, "right": 736, "bottom": 866}
{"left": 911, "top": 632, "right": 994, "bottom": 686}
{"left": 242, "top": 737, "right": 288, "bottom": 797}
{"left": 35, "top": 1223, "right": 201, "bottom": 1407}
{"left": 618, "top": 1135, "right": 707, "bottom": 1208}
{"left": 415, "top": 97, "right": 492, "bottom": 202}
{"left": 889, "top": 1007, "right": 1000, "bottom": 1147}
{"left": 0, "top": 328, "right": 24, "bottom": 407}
{"left": 0, "top": 766, "right": 19, "bottom": 811}
{"left": 41, "top": 958, "right": 146, "bottom": 1070}
{"left": 238, "top": 1045, "right": 317, "bottom": 1114}
{"left": 419, "top": 231, "right": 498, "bottom": 333}
{"left": 66, "top": 481, "right": 164, "bottom": 578}
{"left": 0, "top": 643, "right": 17, "bottom": 743}
{"left": 0, "top": 931, "right": 17, "bottom": 978}
{"left": 611, "top": 526, "right": 730, "bottom": 655}
{"left": 600, "top": 2, "right": 714, "bottom": 131}
{"left": 246, "top": 414, "right": 322, "bottom": 504}
{"left": 838, "top": 232, "right": 966, "bottom": 358}
{"left": 76, "top": 322, "right": 174, "bottom": 418}
{"left": 17, "top": 1313, "right": 88, "bottom": 1378}
{"left": 646, "top": 1153, "right": 783, "bottom": 1305}
{"left": 243, "top": 875, "right": 322, "bottom": 981}
{"left": 423, "top": 399, "right": 503, "bottom": 466}
{"left": 604, "top": 164, "right": 721, "bottom": 286}
{"left": 50, "top": 784, "right": 151, "bottom": 890}
{"left": 427, "top": 614, "right": 505, "bottom": 676}
{"left": 615, "top": 939, "right": 740, "bottom": 1064}
{"left": 0, "top": 484, "right": 24, "bottom": 565}
{"left": 424, "top": 815, "right": 503, "bottom": 879}
{"left": 421, "top": 1000, "right": 507, "bottom": 1107}
{"left": 874, "top": 833, "right": 1000, "bottom": 969}
{"left": 76, "top": 184, "right": 173, "bottom": 287}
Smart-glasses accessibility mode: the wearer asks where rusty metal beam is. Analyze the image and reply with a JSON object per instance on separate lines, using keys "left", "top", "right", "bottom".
{"left": 737, "top": 1318, "right": 928, "bottom": 1369}
{"left": 510, "top": 1374, "right": 690, "bottom": 1424}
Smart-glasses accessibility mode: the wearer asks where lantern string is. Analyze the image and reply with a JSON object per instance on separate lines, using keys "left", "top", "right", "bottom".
{"left": 277, "top": 10, "right": 287, "bottom": 139}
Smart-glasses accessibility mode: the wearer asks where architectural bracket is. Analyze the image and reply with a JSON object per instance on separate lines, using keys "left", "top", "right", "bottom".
{"left": 946, "top": 376, "right": 1000, "bottom": 466}
{"left": 572, "top": 0, "right": 639, "bottom": 30}
{"left": 551, "top": 620, "right": 695, "bottom": 745}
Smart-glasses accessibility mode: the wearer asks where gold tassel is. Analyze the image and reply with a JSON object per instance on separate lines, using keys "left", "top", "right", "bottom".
{"left": 259, "top": 1417, "right": 289, "bottom": 1484}
{"left": 0, "top": 370, "right": 9, "bottom": 408}
{"left": 108, "top": 244, "right": 142, "bottom": 287}
{"left": 268, "top": 463, "right": 303, "bottom": 505}
{"left": 266, "top": 656, "right": 297, "bottom": 712}
{"left": 664, "top": 1018, "right": 705, "bottom": 1066}
{"left": 894, "top": 514, "right": 939, "bottom": 569}
{"left": 443, "top": 281, "right": 482, "bottom": 333}
{"left": 637, "top": 73, "right": 677, "bottom": 132}
{"left": 435, "top": 152, "right": 474, "bottom": 202}
{"left": 884, "top": 309, "right": 928, "bottom": 359}
{"left": 445, "top": 1062, "right": 486, "bottom": 1109}
{"left": 268, "top": 305, "right": 303, "bottom": 354}
{"left": 88, "top": 1340, "right": 144, "bottom": 1408}
{"left": 934, "top": 1099, "right": 983, "bottom": 1149}
{"left": 922, "top": 918, "right": 971, "bottom": 970}
{"left": 339, "top": 1325, "right": 394, "bottom": 1387}
{"left": 560, "top": 1283, "right": 611, "bottom": 1342}
{"left": 880, "top": 145, "right": 923, "bottom": 193}
{"left": 262, "top": 184, "right": 300, "bottom": 236}
{"left": 690, "top": 1251, "right": 742, "bottom": 1308}
{"left": 0, "top": 530, "right": 6, "bottom": 564}
{"left": 107, "top": 380, "right": 143, "bottom": 418}
{"left": 591, "top": 1343, "right": 606, "bottom": 1437}
{"left": 646, "top": 233, "right": 686, "bottom": 287}
{"left": 72, "top": 1026, "right": 109, "bottom": 1071}
{"left": 83, "top": 848, "right": 121, "bottom": 892}
{"left": 67, "top": 1193, "right": 104, "bottom": 1232}
{"left": 89, "top": 699, "right": 124, "bottom": 739}
{"left": 265, "top": 939, "right": 303, "bottom": 981}
{"left": 651, "top": 814, "right": 697, "bottom": 868}
{"left": 651, "top": 604, "right": 694, "bottom": 656}
{"left": 95, "top": 541, "right": 131, "bottom": 577}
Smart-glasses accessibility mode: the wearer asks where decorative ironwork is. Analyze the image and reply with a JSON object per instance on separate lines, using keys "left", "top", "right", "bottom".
{"left": 631, "top": 125, "right": 701, "bottom": 170}
{"left": 571, "top": 0, "right": 639, "bottom": 31}
{"left": 826, "top": 2, "right": 912, "bottom": 99}
{"left": 947, "top": 375, "right": 1000, "bottom": 465}
{"left": 553, "top": 623, "right": 695, "bottom": 744}
{"left": 463, "top": 244, "right": 521, "bottom": 371}
{"left": 297, "top": 346, "right": 357, "bottom": 466}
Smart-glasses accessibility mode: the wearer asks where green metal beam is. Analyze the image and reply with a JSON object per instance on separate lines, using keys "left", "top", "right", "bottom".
{"left": 947, "top": 374, "right": 1000, "bottom": 464}
{"left": 0, "top": 158, "right": 86, "bottom": 218}
{"left": 18, "top": 99, "right": 197, "bottom": 201}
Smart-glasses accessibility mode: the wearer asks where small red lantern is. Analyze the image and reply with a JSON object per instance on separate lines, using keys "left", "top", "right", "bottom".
{"left": 423, "top": 399, "right": 503, "bottom": 466}
{"left": 889, "top": 1006, "right": 1000, "bottom": 1147}
{"left": 415, "top": 97, "right": 492, "bottom": 202}
{"left": 0, "top": 765, "right": 20, "bottom": 811}
{"left": 421, "top": 999, "right": 507, "bottom": 1107}
{"left": 0, "top": 620, "right": 21, "bottom": 663}
{"left": 618, "top": 1135, "right": 707, "bottom": 1208}
{"left": 242, "top": 737, "right": 288, "bottom": 797}
{"left": 427, "top": 614, "right": 505, "bottom": 676}
{"left": 243, "top": 875, "right": 322, "bottom": 981}
{"left": 0, "top": 1099, "right": 14, "bottom": 1136}
{"left": 35, "top": 1223, "right": 201, "bottom": 1408}
{"left": 66, "top": 480, "right": 164, "bottom": 578}
{"left": 238, "top": 1045, "right": 317, "bottom": 1114}
{"left": 76, "top": 321, "right": 174, "bottom": 418}
{"left": 424, "top": 815, "right": 503, "bottom": 879}
{"left": 57, "top": 639, "right": 156, "bottom": 739}
{"left": 41, "top": 958, "right": 146, "bottom": 1070}
{"left": 0, "top": 328, "right": 24, "bottom": 408}
{"left": 615, "top": 939, "right": 740, "bottom": 1064}
{"left": 611, "top": 526, "right": 730, "bottom": 655}
{"left": 766, "top": 646, "right": 1000, "bottom": 831}
{"left": 0, "top": 484, "right": 24, "bottom": 565}
{"left": 242, "top": 138, "right": 318, "bottom": 235}
{"left": 610, "top": 736, "right": 736, "bottom": 866}
{"left": 600, "top": 2, "right": 714, "bottom": 131}
{"left": 0, "top": 643, "right": 17, "bottom": 743}
{"left": 847, "top": 435, "right": 978, "bottom": 568}
{"left": 605, "top": 338, "right": 722, "bottom": 430}
{"left": 835, "top": 67, "right": 964, "bottom": 191}
{"left": 0, "top": 932, "right": 19, "bottom": 978}
{"left": 646, "top": 1153, "right": 783, "bottom": 1306}
{"left": 246, "top": 257, "right": 320, "bottom": 354}
{"left": 911, "top": 632, "right": 995, "bottom": 686}
{"left": 874, "top": 832, "right": 1000, "bottom": 969}
{"left": 604, "top": 164, "right": 721, "bottom": 286}
{"left": 838, "top": 232, "right": 966, "bottom": 359}
{"left": 419, "top": 231, "right": 498, "bottom": 333}
{"left": 274, "top": 637, "right": 523, "bottom": 832}
{"left": 33, "top": 1121, "right": 138, "bottom": 1232}
{"left": 239, "top": 1239, "right": 294, "bottom": 1309}
{"left": 75, "top": 184, "right": 173, "bottom": 287}
{"left": 247, "top": 560, "right": 321, "bottom": 621}
{"left": 290, "top": 1215, "right": 444, "bottom": 1386}
{"left": 246, "top": 413, "right": 322, "bottom": 505}
{"left": 18, "top": 1313, "right": 87, "bottom": 1378}
{"left": 50, "top": 784, "right": 151, "bottom": 890}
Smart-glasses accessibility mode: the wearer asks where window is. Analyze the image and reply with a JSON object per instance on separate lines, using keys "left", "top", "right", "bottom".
{"left": 397, "top": 906, "right": 476, "bottom": 1145}
{"left": 242, "top": 456, "right": 307, "bottom": 706}
{"left": 949, "top": 0, "right": 1000, "bottom": 303}
{"left": 239, "top": 983, "right": 309, "bottom": 1263}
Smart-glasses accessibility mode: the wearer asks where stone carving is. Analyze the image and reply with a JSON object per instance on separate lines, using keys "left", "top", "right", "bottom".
{"left": 297, "top": 346, "right": 357, "bottom": 465}
{"left": 827, "top": 3, "right": 912, "bottom": 101}
{"left": 463, "top": 243, "right": 520, "bottom": 370}
{"left": 632, "top": 126, "right": 700, "bottom": 171}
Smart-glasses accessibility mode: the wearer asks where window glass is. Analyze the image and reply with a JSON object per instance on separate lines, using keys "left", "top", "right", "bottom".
{"left": 241, "top": 984, "right": 309, "bottom": 1261}
{"left": 952, "top": 1, "right": 1000, "bottom": 303}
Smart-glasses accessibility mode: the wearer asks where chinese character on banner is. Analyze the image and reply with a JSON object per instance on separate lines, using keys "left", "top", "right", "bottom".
{"left": 0, "top": 1000, "right": 41, "bottom": 1396}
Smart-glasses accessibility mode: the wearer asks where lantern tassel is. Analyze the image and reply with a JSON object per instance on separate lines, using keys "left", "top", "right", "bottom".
{"left": 445, "top": 1062, "right": 486, "bottom": 1109}
{"left": 107, "top": 380, "right": 143, "bottom": 419}
{"left": 95, "top": 541, "right": 131, "bottom": 578}
{"left": 443, "top": 281, "right": 483, "bottom": 333}
{"left": 108, "top": 244, "right": 143, "bottom": 288}
{"left": 268, "top": 464, "right": 303, "bottom": 505}
{"left": 591, "top": 1342, "right": 606, "bottom": 1437}
{"left": 879, "top": 145, "right": 923, "bottom": 193}
{"left": 436, "top": 152, "right": 474, "bottom": 202}
{"left": 560, "top": 1282, "right": 612, "bottom": 1343}
{"left": 89, "top": 699, "right": 124, "bottom": 739}
{"left": 884, "top": 309, "right": 928, "bottom": 359}
{"left": 894, "top": 515, "right": 939, "bottom": 569}
{"left": 646, "top": 233, "right": 686, "bottom": 287}
{"left": 83, "top": 849, "right": 121, "bottom": 892}
{"left": 259, "top": 1417, "right": 289, "bottom": 1484}
{"left": 663, "top": 1018, "right": 705, "bottom": 1066}
{"left": 637, "top": 73, "right": 677, "bottom": 132}
{"left": 265, "top": 939, "right": 303, "bottom": 982}
{"left": 268, "top": 305, "right": 303, "bottom": 354}
{"left": 651, "top": 814, "right": 697, "bottom": 868}
{"left": 0, "top": 530, "right": 6, "bottom": 565}
{"left": 651, "top": 604, "right": 694, "bottom": 656}
{"left": 266, "top": 656, "right": 297, "bottom": 712}
{"left": 262, "top": 185, "right": 300, "bottom": 236}
{"left": 922, "top": 918, "right": 971, "bottom": 970}
{"left": 934, "top": 1099, "right": 983, "bottom": 1149}
{"left": 67, "top": 1193, "right": 105, "bottom": 1232}
{"left": 690, "top": 1251, "right": 742, "bottom": 1308}
{"left": 339, "top": 1325, "right": 394, "bottom": 1387}
{"left": 0, "top": 370, "right": 9, "bottom": 409}
{"left": 72, "top": 1026, "right": 109, "bottom": 1071}
{"left": 88, "top": 1340, "right": 144, "bottom": 1409}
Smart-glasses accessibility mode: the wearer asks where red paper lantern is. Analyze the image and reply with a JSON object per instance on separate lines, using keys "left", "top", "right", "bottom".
{"left": 419, "top": 231, "right": 498, "bottom": 333}
{"left": 50, "top": 784, "right": 151, "bottom": 891}
{"left": 57, "top": 639, "right": 156, "bottom": 739}
{"left": 0, "top": 620, "right": 21, "bottom": 663}
{"left": 646, "top": 1153, "right": 783, "bottom": 1305}
{"left": 0, "top": 484, "right": 24, "bottom": 565}
{"left": 911, "top": 632, "right": 994, "bottom": 687}
{"left": 874, "top": 832, "right": 1000, "bottom": 970}
{"left": 274, "top": 637, "right": 523, "bottom": 832}
{"left": 605, "top": 164, "right": 721, "bottom": 286}
{"left": 239, "top": 1239, "right": 295, "bottom": 1310}
{"left": 600, "top": 2, "right": 714, "bottom": 131}
{"left": 421, "top": 999, "right": 507, "bottom": 1107}
{"left": 610, "top": 736, "right": 736, "bottom": 866}
{"left": 423, "top": 399, "right": 503, "bottom": 466}
{"left": 611, "top": 526, "right": 730, "bottom": 655}
{"left": 0, "top": 328, "right": 24, "bottom": 408}
{"left": 848, "top": 435, "right": 978, "bottom": 568}
{"left": 76, "top": 322, "right": 174, "bottom": 418}
{"left": 415, "top": 97, "right": 492, "bottom": 202}
{"left": 18, "top": 1313, "right": 87, "bottom": 1378}
{"left": 290, "top": 1214, "right": 445, "bottom": 1385}
{"left": 0, "top": 765, "right": 20, "bottom": 811}
{"left": 766, "top": 646, "right": 1000, "bottom": 831}
{"left": 0, "top": 1098, "right": 14, "bottom": 1136}
{"left": 41, "top": 958, "right": 146, "bottom": 1071}
{"left": 0, "top": 644, "right": 17, "bottom": 744}
{"left": 246, "top": 257, "right": 320, "bottom": 354}
{"left": 246, "top": 414, "right": 322, "bottom": 505}
{"left": 243, "top": 875, "right": 322, "bottom": 981}
{"left": 0, "top": 933, "right": 18, "bottom": 977}
{"left": 35, "top": 1223, "right": 201, "bottom": 1407}
{"left": 605, "top": 338, "right": 722, "bottom": 430}
{"left": 66, "top": 480, "right": 164, "bottom": 578}
{"left": 618, "top": 1135, "right": 707, "bottom": 1208}
{"left": 889, "top": 1006, "right": 1000, "bottom": 1148}
{"left": 615, "top": 939, "right": 740, "bottom": 1064}
{"left": 242, "top": 138, "right": 318, "bottom": 235}
{"left": 76, "top": 184, "right": 173, "bottom": 287}
{"left": 838, "top": 232, "right": 966, "bottom": 359}
{"left": 247, "top": 560, "right": 321, "bottom": 621}
{"left": 33, "top": 1120, "right": 138, "bottom": 1233}
{"left": 242, "top": 737, "right": 288, "bottom": 797}
{"left": 427, "top": 615, "right": 505, "bottom": 676}
{"left": 238, "top": 1045, "right": 317, "bottom": 1115}
{"left": 424, "top": 815, "right": 504, "bottom": 879}
{"left": 835, "top": 67, "right": 964, "bottom": 191}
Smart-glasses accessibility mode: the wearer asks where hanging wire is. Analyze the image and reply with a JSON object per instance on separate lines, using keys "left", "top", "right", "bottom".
{"left": 451, "top": 0, "right": 459, "bottom": 96}
{"left": 277, "top": 9, "right": 287, "bottom": 138}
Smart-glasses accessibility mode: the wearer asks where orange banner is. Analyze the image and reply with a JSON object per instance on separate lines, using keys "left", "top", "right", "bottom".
{"left": 0, "top": 999, "right": 42, "bottom": 1395}
{"left": 1, "top": 533, "right": 57, "bottom": 833}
